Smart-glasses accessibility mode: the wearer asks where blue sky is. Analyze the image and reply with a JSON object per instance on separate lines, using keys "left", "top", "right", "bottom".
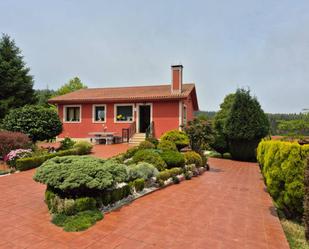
{"left": 1, "top": 0, "right": 308, "bottom": 113}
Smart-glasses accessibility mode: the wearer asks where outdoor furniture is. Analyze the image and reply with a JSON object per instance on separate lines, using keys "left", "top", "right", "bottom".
{"left": 88, "top": 132, "right": 117, "bottom": 145}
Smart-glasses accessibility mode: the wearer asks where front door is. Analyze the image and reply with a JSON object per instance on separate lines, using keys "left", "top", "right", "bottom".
{"left": 139, "top": 105, "right": 151, "bottom": 133}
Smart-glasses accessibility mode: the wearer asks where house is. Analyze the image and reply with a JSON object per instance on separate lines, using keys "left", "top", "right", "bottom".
{"left": 48, "top": 65, "right": 199, "bottom": 142}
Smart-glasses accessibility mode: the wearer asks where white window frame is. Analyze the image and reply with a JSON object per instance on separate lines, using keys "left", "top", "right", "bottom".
{"left": 136, "top": 103, "right": 153, "bottom": 133}
{"left": 92, "top": 104, "right": 107, "bottom": 123}
{"left": 63, "top": 105, "right": 82, "bottom": 123}
{"left": 114, "top": 103, "right": 135, "bottom": 123}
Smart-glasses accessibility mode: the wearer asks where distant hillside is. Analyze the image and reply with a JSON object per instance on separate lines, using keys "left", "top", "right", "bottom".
{"left": 194, "top": 111, "right": 217, "bottom": 120}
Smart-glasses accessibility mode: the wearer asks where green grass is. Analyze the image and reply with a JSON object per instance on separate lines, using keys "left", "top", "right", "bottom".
{"left": 281, "top": 219, "right": 309, "bottom": 249}
{"left": 52, "top": 210, "right": 103, "bottom": 232}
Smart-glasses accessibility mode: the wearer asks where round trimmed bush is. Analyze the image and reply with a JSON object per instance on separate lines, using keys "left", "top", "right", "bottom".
{"left": 160, "top": 150, "right": 185, "bottom": 169}
{"left": 160, "top": 130, "right": 189, "bottom": 150}
{"left": 127, "top": 162, "right": 159, "bottom": 181}
{"left": 146, "top": 137, "right": 159, "bottom": 147}
{"left": 73, "top": 141, "right": 93, "bottom": 155}
{"left": 132, "top": 149, "right": 166, "bottom": 171}
{"left": 184, "top": 151, "right": 203, "bottom": 167}
{"left": 2, "top": 105, "right": 62, "bottom": 142}
{"left": 138, "top": 141, "right": 155, "bottom": 150}
{"left": 123, "top": 146, "right": 139, "bottom": 159}
{"left": 33, "top": 156, "right": 127, "bottom": 197}
{"left": 157, "top": 140, "right": 177, "bottom": 152}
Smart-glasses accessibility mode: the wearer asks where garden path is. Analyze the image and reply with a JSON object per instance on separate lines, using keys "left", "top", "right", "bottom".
{"left": 0, "top": 157, "right": 289, "bottom": 248}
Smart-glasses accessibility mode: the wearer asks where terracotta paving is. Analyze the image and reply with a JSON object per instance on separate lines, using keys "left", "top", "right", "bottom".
{"left": 0, "top": 158, "right": 289, "bottom": 249}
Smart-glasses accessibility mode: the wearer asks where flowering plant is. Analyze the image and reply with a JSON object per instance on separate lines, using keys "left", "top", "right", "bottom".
{"left": 4, "top": 149, "right": 32, "bottom": 167}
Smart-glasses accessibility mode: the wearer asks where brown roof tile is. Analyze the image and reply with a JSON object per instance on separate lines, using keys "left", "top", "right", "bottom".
{"left": 49, "top": 83, "right": 196, "bottom": 104}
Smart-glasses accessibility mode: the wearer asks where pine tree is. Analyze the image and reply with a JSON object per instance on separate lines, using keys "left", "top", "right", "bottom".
{"left": 0, "top": 34, "right": 35, "bottom": 119}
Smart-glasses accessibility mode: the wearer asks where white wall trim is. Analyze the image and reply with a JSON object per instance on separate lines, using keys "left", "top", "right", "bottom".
{"left": 114, "top": 103, "right": 135, "bottom": 123}
{"left": 179, "top": 101, "right": 183, "bottom": 130}
{"left": 92, "top": 104, "right": 107, "bottom": 123}
{"left": 63, "top": 105, "right": 82, "bottom": 123}
{"left": 136, "top": 103, "right": 153, "bottom": 133}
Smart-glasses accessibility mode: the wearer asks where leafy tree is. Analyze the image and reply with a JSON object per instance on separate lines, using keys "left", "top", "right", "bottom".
{"left": 2, "top": 105, "right": 62, "bottom": 142}
{"left": 225, "top": 89, "right": 269, "bottom": 161}
{"left": 0, "top": 34, "right": 36, "bottom": 119}
{"left": 56, "top": 77, "right": 87, "bottom": 96}
{"left": 184, "top": 116, "right": 214, "bottom": 154}
{"left": 210, "top": 94, "right": 235, "bottom": 156}
{"left": 35, "top": 88, "right": 56, "bottom": 107}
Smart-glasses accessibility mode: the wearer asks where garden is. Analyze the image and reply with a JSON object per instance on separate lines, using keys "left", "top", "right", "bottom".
{"left": 31, "top": 129, "right": 210, "bottom": 231}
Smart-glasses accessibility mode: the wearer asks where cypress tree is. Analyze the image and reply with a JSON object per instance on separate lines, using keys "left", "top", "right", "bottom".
{"left": 0, "top": 34, "right": 35, "bottom": 119}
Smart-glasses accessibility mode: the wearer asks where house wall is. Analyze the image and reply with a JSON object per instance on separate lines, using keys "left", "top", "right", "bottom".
{"left": 57, "top": 101, "right": 182, "bottom": 139}
{"left": 184, "top": 93, "right": 196, "bottom": 123}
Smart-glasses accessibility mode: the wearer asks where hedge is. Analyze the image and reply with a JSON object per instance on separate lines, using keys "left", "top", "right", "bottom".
{"left": 15, "top": 149, "right": 79, "bottom": 171}
{"left": 257, "top": 140, "right": 309, "bottom": 218}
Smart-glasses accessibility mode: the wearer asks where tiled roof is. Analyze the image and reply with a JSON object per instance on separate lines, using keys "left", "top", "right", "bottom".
{"left": 49, "top": 83, "right": 196, "bottom": 103}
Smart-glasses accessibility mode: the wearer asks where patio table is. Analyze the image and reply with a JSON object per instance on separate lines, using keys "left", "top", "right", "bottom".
{"left": 88, "top": 132, "right": 117, "bottom": 145}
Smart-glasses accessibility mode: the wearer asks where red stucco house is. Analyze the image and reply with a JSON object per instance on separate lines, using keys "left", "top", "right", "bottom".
{"left": 49, "top": 65, "right": 199, "bottom": 142}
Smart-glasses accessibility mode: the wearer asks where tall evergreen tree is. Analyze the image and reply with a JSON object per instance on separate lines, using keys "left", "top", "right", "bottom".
{"left": 0, "top": 34, "right": 36, "bottom": 119}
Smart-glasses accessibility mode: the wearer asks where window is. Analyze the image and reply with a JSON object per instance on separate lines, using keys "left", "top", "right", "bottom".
{"left": 115, "top": 105, "right": 133, "bottom": 122}
{"left": 64, "top": 106, "right": 81, "bottom": 122}
{"left": 93, "top": 105, "right": 106, "bottom": 122}
{"left": 183, "top": 105, "right": 187, "bottom": 126}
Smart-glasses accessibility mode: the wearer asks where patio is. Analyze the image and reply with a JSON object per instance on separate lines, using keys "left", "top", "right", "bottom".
{"left": 0, "top": 156, "right": 289, "bottom": 249}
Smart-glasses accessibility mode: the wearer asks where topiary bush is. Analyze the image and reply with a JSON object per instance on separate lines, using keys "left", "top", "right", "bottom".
{"left": 160, "top": 150, "right": 185, "bottom": 169}
{"left": 138, "top": 141, "right": 155, "bottom": 150}
{"left": 156, "top": 167, "right": 183, "bottom": 182}
{"left": 33, "top": 156, "right": 127, "bottom": 197}
{"left": 127, "top": 162, "right": 159, "bottom": 181}
{"left": 0, "top": 131, "right": 31, "bottom": 158}
{"left": 184, "top": 151, "right": 203, "bottom": 167}
{"left": 225, "top": 89, "right": 269, "bottom": 161}
{"left": 132, "top": 178, "right": 145, "bottom": 192}
{"left": 160, "top": 130, "right": 190, "bottom": 150}
{"left": 73, "top": 141, "right": 93, "bottom": 155}
{"left": 257, "top": 140, "right": 309, "bottom": 218}
{"left": 146, "top": 137, "right": 159, "bottom": 147}
{"left": 132, "top": 149, "right": 166, "bottom": 171}
{"left": 123, "top": 146, "right": 139, "bottom": 159}
{"left": 2, "top": 105, "right": 63, "bottom": 142}
{"left": 157, "top": 140, "right": 177, "bottom": 152}
{"left": 59, "top": 137, "right": 75, "bottom": 151}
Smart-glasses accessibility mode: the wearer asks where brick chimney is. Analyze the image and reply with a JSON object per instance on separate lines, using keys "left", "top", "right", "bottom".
{"left": 171, "top": 65, "right": 183, "bottom": 93}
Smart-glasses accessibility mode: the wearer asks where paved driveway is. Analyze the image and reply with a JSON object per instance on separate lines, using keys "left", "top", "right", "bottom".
{"left": 0, "top": 158, "right": 289, "bottom": 249}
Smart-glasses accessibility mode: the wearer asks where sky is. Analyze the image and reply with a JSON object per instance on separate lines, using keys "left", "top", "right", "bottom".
{"left": 1, "top": 0, "right": 309, "bottom": 113}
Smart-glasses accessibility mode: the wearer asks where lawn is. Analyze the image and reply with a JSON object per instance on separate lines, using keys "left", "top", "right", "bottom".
{"left": 281, "top": 219, "right": 309, "bottom": 249}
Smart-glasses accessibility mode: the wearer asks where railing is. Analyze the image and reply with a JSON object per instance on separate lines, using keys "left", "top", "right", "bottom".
{"left": 146, "top": 121, "right": 154, "bottom": 139}
{"left": 122, "top": 121, "right": 136, "bottom": 143}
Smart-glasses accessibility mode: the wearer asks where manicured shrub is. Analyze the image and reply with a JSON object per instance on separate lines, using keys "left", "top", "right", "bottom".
{"left": 146, "top": 137, "right": 159, "bottom": 147}
{"left": 123, "top": 146, "right": 139, "bottom": 159}
{"left": 172, "top": 176, "right": 180, "bottom": 184}
{"left": 73, "top": 141, "right": 93, "bottom": 155}
{"left": 304, "top": 156, "right": 309, "bottom": 241}
{"left": 75, "top": 197, "right": 96, "bottom": 212}
{"left": 138, "top": 141, "right": 155, "bottom": 150}
{"left": 160, "top": 130, "right": 190, "bottom": 150}
{"left": 156, "top": 167, "right": 183, "bottom": 182}
{"left": 133, "top": 178, "right": 145, "bottom": 192}
{"left": 132, "top": 149, "right": 166, "bottom": 171}
{"left": 33, "top": 156, "right": 127, "bottom": 197}
{"left": 157, "top": 140, "right": 177, "bottom": 152}
{"left": 160, "top": 150, "right": 185, "bottom": 169}
{"left": 59, "top": 137, "right": 75, "bottom": 150}
{"left": 52, "top": 210, "right": 103, "bottom": 232}
{"left": 184, "top": 116, "right": 214, "bottom": 153}
{"left": 127, "top": 162, "right": 159, "bottom": 181}
{"left": 15, "top": 148, "right": 79, "bottom": 171}
{"left": 257, "top": 140, "right": 309, "bottom": 218}
{"left": 184, "top": 151, "right": 203, "bottom": 167}
{"left": 0, "top": 131, "right": 31, "bottom": 158}
{"left": 2, "top": 105, "right": 63, "bottom": 142}
{"left": 225, "top": 89, "right": 269, "bottom": 161}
